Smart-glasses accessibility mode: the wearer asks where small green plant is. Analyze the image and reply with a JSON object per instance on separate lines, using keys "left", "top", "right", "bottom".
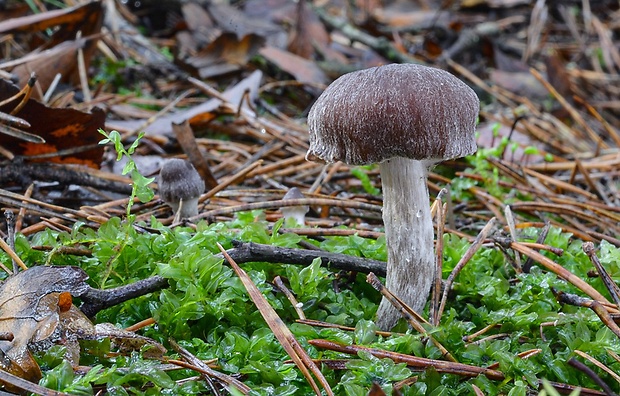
{"left": 98, "top": 129, "right": 155, "bottom": 217}
{"left": 8, "top": 211, "right": 619, "bottom": 395}
{"left": 351, "top": 165, "right": 380, "bottom": 195}
{"left": 5, "top": 129, "right": 618, "bottom": 394}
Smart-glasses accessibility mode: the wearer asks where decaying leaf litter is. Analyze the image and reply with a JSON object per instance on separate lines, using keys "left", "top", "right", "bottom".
{"left": 0, "top": 0, "right": 619, "bottom": 395}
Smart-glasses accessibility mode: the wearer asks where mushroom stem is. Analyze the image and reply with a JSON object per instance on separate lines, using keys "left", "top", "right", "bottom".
{"left": 376, "top": 157, "right": 435, "bottom": 329}
{"left": 177, "top": 197, "right": 200, "bottom": 219}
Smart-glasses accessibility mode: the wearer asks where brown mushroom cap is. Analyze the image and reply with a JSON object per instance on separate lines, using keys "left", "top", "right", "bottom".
{"left": 159, "top": 159, "right": 205, "bottom": 204}
{"left": 307, "top": 63, "right": 479, "bottom": 165}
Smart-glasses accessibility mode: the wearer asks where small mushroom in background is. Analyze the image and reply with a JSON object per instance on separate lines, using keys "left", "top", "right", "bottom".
{"left": 306, "top": 63, "right": 479, "bottom": 330}
{"left": 158, "top": 158, "right": 205, "bottom": 219}
{"left": 280, "top": 187, "right": 309, "bottom": 226}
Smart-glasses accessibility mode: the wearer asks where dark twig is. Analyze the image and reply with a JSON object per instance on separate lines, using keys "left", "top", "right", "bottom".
{"left": 437, "top": 217, "right": 497, "bottom": 322}
{"left": 168, "top": 338, "right": 249, "bottom": 394}
{"left": 522, "top": 222, "right": 551, "bottom": 273}
{"left": 313, "top": 6, "right": 424, "bottom": 65}
{"left": 583, "top": 241, "right": 620, "bottom": 307}
{"left": 3, "top": 210, "right": 17, "bottom": 273}
{"left": 552, "top": 288, "right": 620, "bottom": 338}
{"left": 227, "top": 240, "right": 386, "bottom": 276}
{"left": 567, "top": 358, "right": 617, "bottom": 396}
{"left": 79, "top": 276, "right": 169, "bottom": 317}
{"left": 77, "top": 241, "right": 385, "bottom": 316}
{"left": 0, "top": 162, "right": 133, "bottom": 195}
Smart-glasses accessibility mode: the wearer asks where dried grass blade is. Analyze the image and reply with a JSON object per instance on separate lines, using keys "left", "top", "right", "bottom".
{"left": 574, "top": 350, "right": 620, "bottom": 385}
{"left": 511, "top": 242, "right": 611, "bottom": 305}
{"left": 438, "top": 217, "right": 497, "bottom": 321}
{"left": 583, "top": 242, "right": 620, "bottom": 307}
{"left": 169, "top": 338, "right": 251, "bottom": 394}
{"left": 308, "top": 339, "right": 504, "bottom": 380}
{"left": 366, "top": 273, "right": 456, "bottom": 362}
{"left": 216, "top": 243, "right": 333, "bottom": 396}
{"left": 0, "top": 235, "right": 25, "bottom": 272}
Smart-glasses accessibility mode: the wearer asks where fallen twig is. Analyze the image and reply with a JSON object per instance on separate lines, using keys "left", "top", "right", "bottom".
{"left": 308, "top": 339, "right": 504, "bottom": 380}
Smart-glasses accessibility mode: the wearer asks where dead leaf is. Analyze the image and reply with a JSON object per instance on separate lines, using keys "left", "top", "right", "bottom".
{"left": 0, "top": 1, "right": 103, "bottom": 93}
{"left": 0, "top": 2, "right": 102, "bottom": 41}
{"left": 367, "top": 383, "right": 387, "bottom": 396}
{"left": 0, "top": 266, "right": 166, "bottom": 388}
{"left": 10, "top": 36, "right": 101, "bottom": 96}
{"left": 0, "top": 266, "right": 89, "bottom": 386}
{"left": 171, "top": 120, "right": 218, "bottom": 189}
{"left": 206, "top": 2, "right": 287, "bottom": 47}
{"left": 287, "top": 1, "right": 330, "bottom": 60}
{"left": 489, "top": 69, "right": 548, "bottom": 99}
{"left": 180, "top": 2, "right": 220, "bottom": 49}
{"left": 184, "top": 32, "right": 265, "bottom": 79}
{"left": 106, "top": 70, "right": 263, "bottom": 137}
{"left": 259, "top": 46, "right": 328, "bottom": 85}
{"left": 0, "top": 79, "right": 105, "bottom": 168}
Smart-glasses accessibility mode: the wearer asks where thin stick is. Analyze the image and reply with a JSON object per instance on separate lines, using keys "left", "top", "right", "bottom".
{"left": 504, "top": 205, "right": 522, "bottom": 273}
{"left": 574, "top": 350, "right": 620, "bottom": 385}
{"left": 3, "top": 210, "right": 17, "bottom": 273}
{"left": 553, "top": 289, "right": 620, "bottom": 337}
{"left": 512, "top": 242, "right": 612, "bottom": 306}
{"left": 367, "top": 273, "right": 456, "bottom": 362}
{"left": 274, "top": 276, "right": 306, "bottom": 320}
{"left": 583, "top": 242, "right": 620, "bottom": 307}
{"left": 0, "top": 234, "right": 26, "bottom": 272}
{"left": 437, "top": 217, "right": 497, "bottom": 322}
{"left": 308, "top": 339, "right": 504, "bottom": 380}
{"left": 196, "top": 198, "right": 381, "bottom": 221}
{"left": 431, "top": 193, "right": 447, "bottom": 326}
{"left": 217, "top": 243, "right": 334, "bottom": 396}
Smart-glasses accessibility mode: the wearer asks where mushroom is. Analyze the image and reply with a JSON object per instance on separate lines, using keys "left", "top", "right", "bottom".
{"left": 280, "top": 187, "right": 309, "bottom": 226}
{"left": 159, "top": 158, "right": 205, "bottom": 219}
{"left": 306, "top": 63, "right": 479, "bottom": 329}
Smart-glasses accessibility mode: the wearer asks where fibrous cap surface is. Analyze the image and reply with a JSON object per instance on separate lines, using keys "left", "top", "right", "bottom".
{"left": 159, "top": 158, "right": 205, "bottom": 203}
{"left": 307, "top": 63, "right": 479, "bottom": 165}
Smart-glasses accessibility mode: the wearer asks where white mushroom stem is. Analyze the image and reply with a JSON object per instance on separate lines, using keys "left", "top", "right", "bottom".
{"left": 376, "top": 157, "right": 435, "bottom": 329}
{"left": 281, "top": 207, "right": 309, "bottom": 226}
{"left": 175, "top": 197, "right": 200, "bottom": 219}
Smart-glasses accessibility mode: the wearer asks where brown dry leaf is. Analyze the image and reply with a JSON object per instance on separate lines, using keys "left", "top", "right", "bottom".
{"left": 32, "top": 293, "right": 96, "bottom": 366}
{"left": 180, "top": 2, "right": 220, "bottom": 49}
{"left": 0, "top": 80, "right": 105, "bottom": 168}
{"left": 0, "top": 266, "right": 90, "bottom": 385}
{"left": 0, "top": 1, "right": 103, "bottom": 92}
{"left": 489, "top": 69, "right": 548, "bottom": 99}
{"left": 259, "top": 46, "right": 328, "bottom": 85}
{"left": 366, "top": 383, "right": 387, "bottom": 396}
{"left": 206, "top": 2, "right": 287, "bottom": 47}
{"left": 171, "top": 120, "right": 218, "bottom": 189}
{"left": 0, "top": 1, "right": 102, "bottom": 40}
{"left": 287, "top": 1, "right": 330, "bottom": 59}
{"left": 184, "top": 32, "right": 265, "bottom": 79}
{"left": 0, "top": 265, "right": 166, "bottom": 388}
{"left": 10, "top": 36, "right": 101, "bottom": 95}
